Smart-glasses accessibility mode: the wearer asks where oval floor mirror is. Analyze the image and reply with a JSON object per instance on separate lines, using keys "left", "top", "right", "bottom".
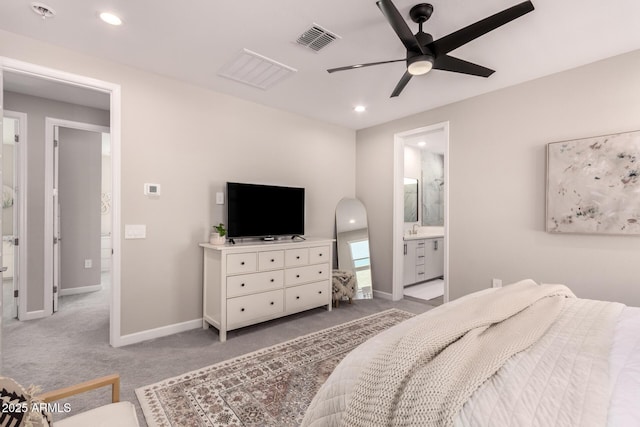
{"left": 335, "top": 198, "right": 372, "bottom": 302}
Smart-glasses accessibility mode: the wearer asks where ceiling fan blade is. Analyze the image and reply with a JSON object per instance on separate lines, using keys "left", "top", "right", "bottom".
{"left": 429, "top": 1, "right": 534, "bottom": 56}
{"left": 391, "top": 71, "right": 413, "bottom": 98}
{"left": 327, "top": 59, "right": 406, "bottom": 73}
{"left": 376, "top": 0, "right": 425, "bottom": 54}
{"left": 433, "top": 55, "right": 495, "bottom": 77}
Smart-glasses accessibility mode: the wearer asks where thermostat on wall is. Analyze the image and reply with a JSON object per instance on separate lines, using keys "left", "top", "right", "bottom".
{"left": 144, "top": 183, "right": 161, "bottom": 196}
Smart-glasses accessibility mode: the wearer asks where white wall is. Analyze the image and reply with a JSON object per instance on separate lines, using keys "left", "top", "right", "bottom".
{"left": 357, "top": 49, "right": 640, "bottom": 306}
{"left": 0, "top": 29, "right": 356, "bottom": 336}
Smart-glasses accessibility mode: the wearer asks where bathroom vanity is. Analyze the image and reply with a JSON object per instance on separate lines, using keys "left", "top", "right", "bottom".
{"left": 403, "top": 228, "right": 444, "bottom": 287}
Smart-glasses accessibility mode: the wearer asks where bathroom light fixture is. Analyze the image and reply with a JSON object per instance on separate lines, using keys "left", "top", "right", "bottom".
{"left": 354, "top": 105, "right": 366, "bottom": 113}
{"left": 99, "top": 12, "right": 123, "bottom": 26}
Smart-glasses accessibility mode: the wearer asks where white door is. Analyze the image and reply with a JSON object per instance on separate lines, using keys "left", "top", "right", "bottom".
{"left": 0, "top": 116, "right": 5, "bottom": 309}
{"left": 0, "top": 110, "right": 27, "bottom": 318}
{"left": 52, "top": 125, "right": 60, "bottom": 312}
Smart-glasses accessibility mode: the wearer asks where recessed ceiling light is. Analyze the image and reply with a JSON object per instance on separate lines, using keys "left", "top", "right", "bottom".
{"left": 99, "top": 12, "right": 123, "bottom": 26}
{"left": 418, "top": 141, "right": 427, "bottom": 147}
{"left": 354, "top": 105, "right": 366, "bottom": 113}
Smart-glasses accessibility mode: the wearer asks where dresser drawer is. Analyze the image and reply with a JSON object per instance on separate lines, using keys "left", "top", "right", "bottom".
{"left": 227, "top": 289, "right": 284, "bottom": 327}
{"left": 309, "top": 246, "right": 330, "bottom": 264}
{"left": 227, "top": 270, "right": 284, "bottom": 298}
{"left": 258, "top": 250, "right": 285, "bottom": 270}
{"left": 227, "top": 253, "right": 257, "bottom": 275}
{"left": 286, "top": 281, "right": 329, "bottom": 312}
{"left": 285, "top": 248, "right": 309, "bottom": 266}
{"left": 416, "top": 246, "right": 425, "bottom": 265}
{"left": 285, "top": 263, "right": 330, "bottom": 286}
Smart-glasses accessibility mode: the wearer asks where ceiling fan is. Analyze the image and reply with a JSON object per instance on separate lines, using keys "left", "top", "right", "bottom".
{"left": 328, "top": 0, "right": 534, "bottom": 97}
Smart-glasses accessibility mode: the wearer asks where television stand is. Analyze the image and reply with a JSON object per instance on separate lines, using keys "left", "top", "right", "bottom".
{"left": 200, "top": 237, "right": 334, "bottom": 341}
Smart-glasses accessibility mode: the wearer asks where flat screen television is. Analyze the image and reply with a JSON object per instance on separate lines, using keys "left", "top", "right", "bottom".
{"left": 226, "top": 182, "right": 305, "bottom": 239}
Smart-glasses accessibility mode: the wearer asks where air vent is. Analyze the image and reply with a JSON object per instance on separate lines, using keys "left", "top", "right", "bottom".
{"left": 296, "top": 24, "right": 340, "bottom": 52}
{"left": 218, "top": 49, "right": 297, "bottom": 90}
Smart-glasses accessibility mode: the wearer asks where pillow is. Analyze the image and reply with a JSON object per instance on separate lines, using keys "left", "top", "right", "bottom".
{"left": 0, "top": 377, "right": 51, "bottom": 427}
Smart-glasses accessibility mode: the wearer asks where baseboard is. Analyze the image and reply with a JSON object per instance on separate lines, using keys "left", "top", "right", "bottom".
{"left": 59, "top": 284, "right": 102, "bottom": 296}
{"left": 20, "top": 310, "right": 46, "bottom": 321}
{"left": 116, "top": 318, "right": 202, "bottom": 347}
{"left": 373, "top": 289, "right": 393, "bottom": 300}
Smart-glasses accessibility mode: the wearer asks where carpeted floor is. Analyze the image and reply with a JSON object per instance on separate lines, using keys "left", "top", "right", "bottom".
{"left": 1, "top": 278, "right": 433, "bottom": 426}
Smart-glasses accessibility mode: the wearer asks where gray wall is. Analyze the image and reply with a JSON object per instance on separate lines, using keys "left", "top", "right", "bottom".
{"left": 3, "top": 91, "right": 109, "bottom": 312}
{"left": 357, "top": 48, "right": 640, "bottom": 306}
{"left": 58, "top": 127, "right": 102, "bottom": 290}
{"left": 0, "top": 29, "right": 356, "bottom": 335}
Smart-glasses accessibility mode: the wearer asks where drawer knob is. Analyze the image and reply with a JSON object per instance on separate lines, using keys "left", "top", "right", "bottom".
{"left": 296, "top": 296, "right": 300, "bottom": 300}
{"left": 296, "top": 256, "right": 300, "bottom": 259}
{"left": 296, "top": 274, "right": 300, "bottom": 278}
{"left": 241, "top": 308, "right": 245, "bottom": 312}
{"left": 318, "top": 291, "right": 322, "bottom": 294}
{"left": 270, "top": 301, "right": 274, "bottom": 305}
{"left": 270, "top": 279, "right": 275, "bottom": 283}
{"left": 319, "top": 253, "right": 323, "bottom": 257}
{"left": 271, "top": 259, "right": 275, "bottom": 262}
{"left": 241, "top": 283, "right": 245, "bottom": 287}
{"left": 318, "top": 271, "right": 322, "bottom": 274}
{"left": 241, "top": 261, "right": 245, "bottom": 265}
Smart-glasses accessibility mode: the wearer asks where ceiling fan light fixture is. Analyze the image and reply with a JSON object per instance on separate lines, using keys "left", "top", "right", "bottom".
{"left": 99, "top": 12, "right": 123, "bottom": 26}
{"left": 407, "top": 55, "right": 434, "bottom": 76}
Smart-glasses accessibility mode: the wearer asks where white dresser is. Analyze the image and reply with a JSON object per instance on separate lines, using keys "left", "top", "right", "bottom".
{"left": 200, "top": 237, "right": 334, "bottom": 342}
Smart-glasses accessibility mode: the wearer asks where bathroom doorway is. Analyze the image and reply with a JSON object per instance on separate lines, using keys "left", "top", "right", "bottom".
{"left": 2, "top": 111, "right": 26, "bottom": 322}
{"left": 392, "top": 122, "right": 450, "bottom": 304}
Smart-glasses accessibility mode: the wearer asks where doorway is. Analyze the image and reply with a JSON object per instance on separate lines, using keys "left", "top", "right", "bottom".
{"left": 392, "top": 122, "right": 450, "bottom": 303}
{"left": 1, "top": 111, "right": 27, "bottom": 322}
{"left": 0, "top": 57, "right": 122, "bottom": 346}
{"left": 45, "top": 120, "right": 110, "bottom": 313}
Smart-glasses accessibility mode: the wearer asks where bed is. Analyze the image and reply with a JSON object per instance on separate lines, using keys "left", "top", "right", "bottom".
{"left": 301, "top": 280, "right": 640, "bottom": 427}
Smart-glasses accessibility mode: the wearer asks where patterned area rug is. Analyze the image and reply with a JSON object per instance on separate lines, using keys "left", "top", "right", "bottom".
{"left": 136, "top": 309, "right": 414, "bottom": 427}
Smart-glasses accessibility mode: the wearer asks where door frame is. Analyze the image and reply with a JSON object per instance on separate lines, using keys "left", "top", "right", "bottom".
{"left": 0, "top": 56, "right": 123, "bottom": 347}
{"left": 45, "top": 118, "right": 110, "bottom": 315}
{"left": 392, "top": 121, "right": 450, "bottom": 302}
{"left": 2, "top": 110, "right": 28, "bottom": 321}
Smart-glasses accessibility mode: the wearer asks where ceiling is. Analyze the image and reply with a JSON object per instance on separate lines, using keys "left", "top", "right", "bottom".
{"left": 1, "top": 0, "right": 640, "bottom": 130}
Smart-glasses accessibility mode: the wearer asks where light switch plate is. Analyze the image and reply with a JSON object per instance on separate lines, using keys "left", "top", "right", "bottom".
{"left": 216, "top": 192, "right": 224, "bottom": 205}
{"left": 125, "top": 224, "right": 147, "bottom": 239}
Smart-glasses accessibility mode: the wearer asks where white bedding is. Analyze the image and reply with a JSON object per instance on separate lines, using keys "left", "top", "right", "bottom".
{"left": 302, "top": 291, "right": 640, "bottom": 427}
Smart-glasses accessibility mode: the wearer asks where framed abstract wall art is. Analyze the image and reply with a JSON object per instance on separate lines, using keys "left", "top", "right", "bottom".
{"left": 546, "top": 130, "right": 640, "bottom": 235}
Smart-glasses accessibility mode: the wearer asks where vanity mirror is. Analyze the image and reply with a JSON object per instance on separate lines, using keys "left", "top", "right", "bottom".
{"left": 335, "top": 198, "right": 372, "bottom": 300}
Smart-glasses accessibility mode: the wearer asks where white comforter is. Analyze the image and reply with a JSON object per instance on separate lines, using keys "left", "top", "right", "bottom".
{"left": 302, "top": 289, "right": 640, "bottom": 427}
